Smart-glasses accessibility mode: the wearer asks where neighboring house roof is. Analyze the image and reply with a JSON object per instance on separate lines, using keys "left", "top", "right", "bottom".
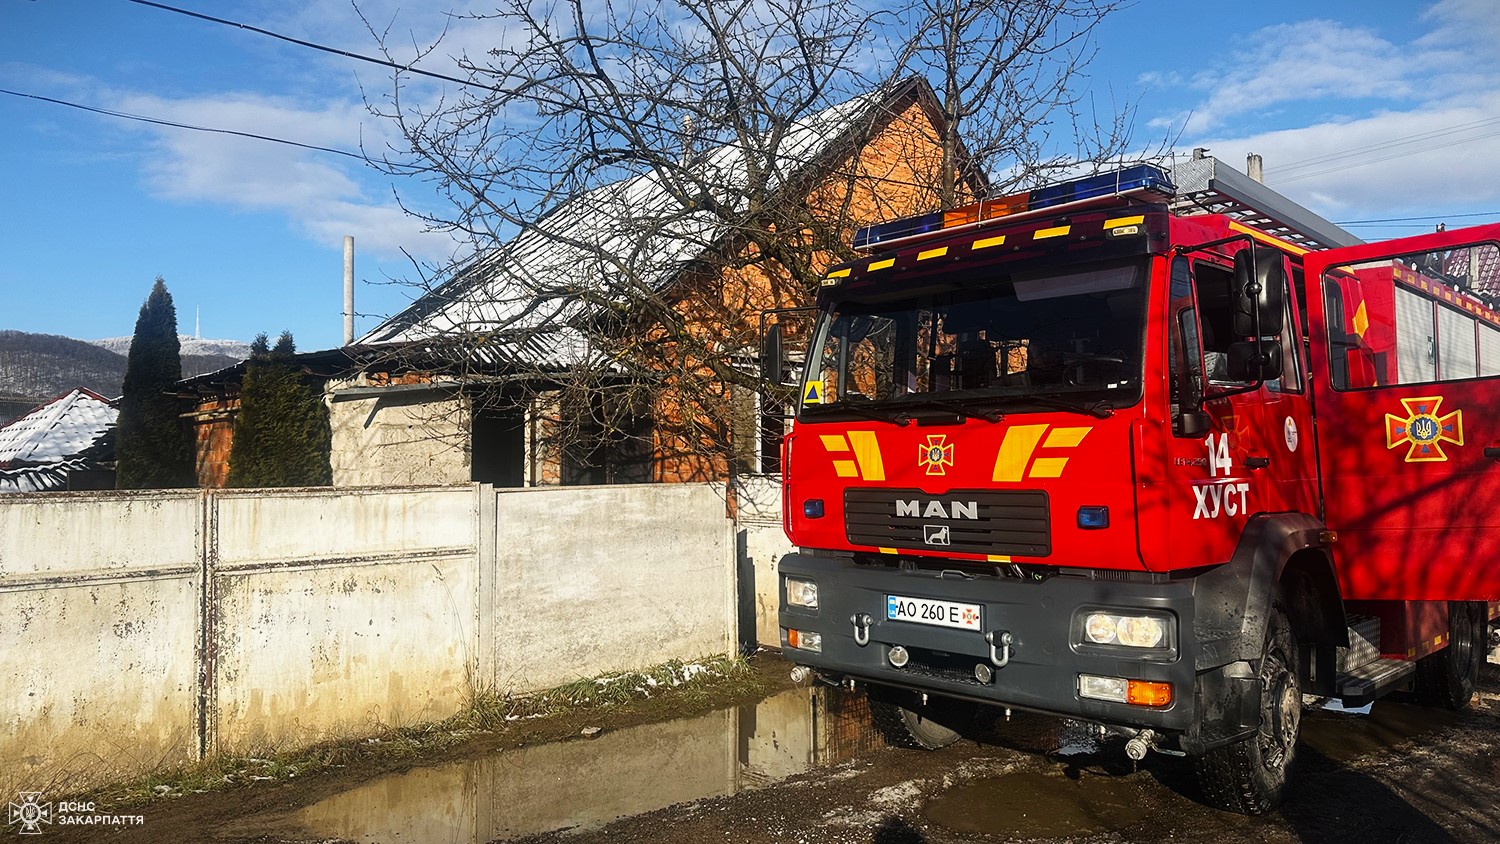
{"left": 0, "top": 388, "right": 117, "bottom": 467}
{"left": 360, "top": 77, "right": 954, "bottom": 372}
{"left": 0, "top": 457, "right": 96, "bottom": 494}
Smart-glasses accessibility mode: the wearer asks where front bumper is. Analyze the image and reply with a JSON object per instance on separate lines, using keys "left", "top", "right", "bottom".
{"left": 779, "top": 552, "right": 1257, "bottom": 750}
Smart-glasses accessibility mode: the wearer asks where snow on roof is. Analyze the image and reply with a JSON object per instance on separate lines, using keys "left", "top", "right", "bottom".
{"left": 361, "top": 82, "right": 917, "bottom": 370}
{"left": 0, "top": 388, "right": 117, "bottom": 466}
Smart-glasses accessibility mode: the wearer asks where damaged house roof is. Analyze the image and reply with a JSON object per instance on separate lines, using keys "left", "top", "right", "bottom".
{"left": 358, "top": 78, "right": 954, "bottom": 373}
{"left": 0, "top": 388, "right": 117, "bottom": 493}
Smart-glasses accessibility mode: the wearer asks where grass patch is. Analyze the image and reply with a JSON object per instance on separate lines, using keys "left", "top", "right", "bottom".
{"left": 465, "top": 656, "right": 756, "bottom": 730}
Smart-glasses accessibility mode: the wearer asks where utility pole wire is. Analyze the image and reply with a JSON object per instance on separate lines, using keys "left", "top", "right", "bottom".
{"left": 0, "top": 86, "right": 379, "bottom": 163}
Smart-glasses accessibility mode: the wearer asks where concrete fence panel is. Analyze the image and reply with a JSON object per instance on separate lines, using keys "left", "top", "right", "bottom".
{"left": 0, "top": 492, "right": 203, "bottom": 794}
{"left": 209, "top": 487, "right": 479, "bottom": 753}
{"left": 734, "top": 477, "right": 794, "bottom": 648}
{"left": 491, "top": 484, "right": 734, "bottom": 691}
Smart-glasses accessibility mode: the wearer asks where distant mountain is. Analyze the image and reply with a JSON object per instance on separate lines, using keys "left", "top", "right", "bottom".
{"left": 0, "top": 331, "right": 246, "bottom": 423}
{"left": 0, "top": 331, "right": 130, "bottom": 402}
{"left": 91, "top": 335, "right": 253, "bottom": 360}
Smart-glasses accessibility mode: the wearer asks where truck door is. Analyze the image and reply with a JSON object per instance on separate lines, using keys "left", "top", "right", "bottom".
{"left": 1164, "top": 253, "right": 1284, "bottom": 568}
{"left": 1304, "top": 226, "right": 1500, "bottom": 601}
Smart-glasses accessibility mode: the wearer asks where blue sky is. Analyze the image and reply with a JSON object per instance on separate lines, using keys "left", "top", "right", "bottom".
{"left": 4, "top": 0, "right": 1499, "bottom": 350}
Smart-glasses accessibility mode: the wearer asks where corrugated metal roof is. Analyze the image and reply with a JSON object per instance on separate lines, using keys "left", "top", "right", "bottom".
{"left": 0, "top": 457, "right": 92, "bottom": 493}
{"left": 361, "top": 82, "right": 918, "bottom": 371}
{"left": 0, "top": 388, "right": 117, "bottom": 466}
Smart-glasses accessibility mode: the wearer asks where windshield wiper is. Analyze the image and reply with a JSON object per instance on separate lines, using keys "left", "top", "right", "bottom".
{"left": 1023, "top": 394, "right": 1115, "bottom": 418}
{"left": 934, "top": 392, "right": 1114, "bottom": 419}
{"left": 808, "top": 402, "right": 912, "bottom": 426}
{"left": 887, "top": 397, "right": 1005, "bottom": 423}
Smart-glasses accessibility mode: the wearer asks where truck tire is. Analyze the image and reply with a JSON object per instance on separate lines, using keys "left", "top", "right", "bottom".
{"left": 1415, "top": 601, "right": 1484, "bottom": 711}
{"left": 868, "top": 693, "right": 968, "bottom": 750}
{"left": 1195, "top": 604, "right": 1301, "bottom": 815}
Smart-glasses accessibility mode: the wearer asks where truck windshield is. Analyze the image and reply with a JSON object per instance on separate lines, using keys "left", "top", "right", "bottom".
{"left": 803, "top": 259, "right": 1147, "bottom": 417}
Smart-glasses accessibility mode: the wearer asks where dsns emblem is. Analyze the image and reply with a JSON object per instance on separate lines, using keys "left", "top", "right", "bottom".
{"left": 918, "top": 434, "right": 954, "bottom": 475}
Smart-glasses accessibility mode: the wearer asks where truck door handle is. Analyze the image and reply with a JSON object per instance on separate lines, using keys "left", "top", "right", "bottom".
{"left": 1485, "top": 447, "right": 1500, "bottom": 461}
{"left": 1245, "top": 456, "right": 1270, "bottom": 470}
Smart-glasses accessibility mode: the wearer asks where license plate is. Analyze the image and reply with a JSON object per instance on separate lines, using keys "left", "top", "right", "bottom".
{"left": 886, "top": 595, "right": 983, "bottom": 631}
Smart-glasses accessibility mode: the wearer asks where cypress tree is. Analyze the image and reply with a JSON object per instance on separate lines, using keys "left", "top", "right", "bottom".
{"left": 227, "top": 331, "right": 332, "bottom": 487}
{"left": 116, "top": 277, "right": 196, "bottom": 488}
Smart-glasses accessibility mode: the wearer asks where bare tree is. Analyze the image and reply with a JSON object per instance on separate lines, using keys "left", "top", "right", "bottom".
{"left": 889, "top": 0, "right": 1136, "bottom": 206}
{"left": 361, "top": 0, "right": 1136, "bottom": 483}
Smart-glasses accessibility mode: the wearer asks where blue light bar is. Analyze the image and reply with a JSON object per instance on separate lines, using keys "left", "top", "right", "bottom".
{"left": 852, "top": 163, "right": 1175, "bottom": 251}
{"left": 853, "top": 209, "right": 948, "bottom": 250}
{"left": 1029, "top": 163, "right": 1175, "bottom": 210}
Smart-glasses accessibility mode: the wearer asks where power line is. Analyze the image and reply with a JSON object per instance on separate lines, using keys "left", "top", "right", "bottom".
{"left": 1269, "top": 114, "right": 1500, "bottom": 178}
{"left": 0, "top": 86, "right": 377, "bottom": 162}
{"left": 1274, "top": 126, "right": 1500, "bottom": 185}
{"left": 1335, "top": 210, "right": 1500, "bottom": 225}
{"left": 127, "top": 0, "right": 496, "bottom": 95}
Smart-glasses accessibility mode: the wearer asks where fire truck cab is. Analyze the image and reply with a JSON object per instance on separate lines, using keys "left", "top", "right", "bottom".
{"left": 768, "top": 156, "right": 1500, "bottom": 814}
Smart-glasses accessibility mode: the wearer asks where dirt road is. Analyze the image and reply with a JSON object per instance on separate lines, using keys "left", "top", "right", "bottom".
{"left": 31, "top": 652, "right": 1500, "bottom": 843}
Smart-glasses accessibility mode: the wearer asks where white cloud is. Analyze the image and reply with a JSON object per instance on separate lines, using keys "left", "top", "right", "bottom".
{"left": 1143, "top": 2, "right": 1500, "bottom": 230}
{"left": 1173, "top": 20, "right": 1412, "bottom": 134}
{"left": 1189, "top": 93, "right": 1500, "bottom": 224}
{"left": 107, "top": 90, "right": 453, "bottom": 261}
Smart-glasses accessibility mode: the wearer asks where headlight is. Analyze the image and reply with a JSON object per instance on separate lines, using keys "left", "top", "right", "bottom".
{"left": 1081, "top": 611, "right": 1168, "bottom": 648}
{"left": 785, "top": 577, "right": 818, "bottom": 609}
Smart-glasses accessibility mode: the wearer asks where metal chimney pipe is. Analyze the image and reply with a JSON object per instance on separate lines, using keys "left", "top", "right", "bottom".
{"left": 1247, "top": 153, "right": 1264, "bottom": 183}
{"left": 343, "top": 236, "right": 355, "bottom": 346}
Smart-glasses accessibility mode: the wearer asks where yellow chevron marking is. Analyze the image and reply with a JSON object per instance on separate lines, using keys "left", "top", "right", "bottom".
{"left": 917, "top": 246, "right": 949, "bottom": 261}
{"left": 820, "top": 435, "right": 850, "bottom": 452}
{"left": 1043, "top": 427, "right": 1091, "bottom": 448}
{"left": 833, "top": 460, "right": 859, "bottom": 478}
{"left": 1353, "top": 301, "right": 1369, "bottom": 337}
{"left": 1029, "top": 457, "right": 1070, "bottom": 478}
{"left": 1104, "top": 215, "right": 1145, "bottom": 229}
{"left": 994, "top": 424, "right": 1049, "bottom": 482}
{"left": 868, "top": 258, "right": 896, "bottom": 271}
{"left": 826, "top": 268, "right": 851, "bottom": 278}
{"left": 1034, "top": 225, "right": 1071, "bottom": 239}
{"left": 973, "top": 235, "right": 1007, "bottom": 250}
{"left": 848, "top": 430, "right": 886, "bottom": 481}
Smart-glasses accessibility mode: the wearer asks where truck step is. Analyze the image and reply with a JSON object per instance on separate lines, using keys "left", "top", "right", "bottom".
{"left": 1337, "top": 657, "right": 1415, "bottom": 708}
{"left": 1337, "top": 614, "right": 1382, "bottom": 674}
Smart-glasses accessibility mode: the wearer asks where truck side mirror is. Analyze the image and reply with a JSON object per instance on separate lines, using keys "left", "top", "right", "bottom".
{"left": 1226, "top": 340, "right": 1283, "bottom": 382}
{"left": 761, "top": 322, "right": 785, "bottom": 385}
{"left": 1179, "top": 410, "right": 1210, "bottom": 437}
{"left": 1232, "top": 248, "right": 1286, "bottom": 337}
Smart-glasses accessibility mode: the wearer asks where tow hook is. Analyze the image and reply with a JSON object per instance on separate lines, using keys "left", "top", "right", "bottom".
{"left": 851, "top": 613, "right": 873, "bottom": 646}
{"left": 984, "top": 630, "right": 1014, "bottom": 668}
{"left": 1125, "top": 729, "right": 1158, "bottom": 761}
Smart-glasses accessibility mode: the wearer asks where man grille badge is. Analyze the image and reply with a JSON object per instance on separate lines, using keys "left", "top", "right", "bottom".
{"left": 924, "top": 524, "right": 951, "bottom": 545}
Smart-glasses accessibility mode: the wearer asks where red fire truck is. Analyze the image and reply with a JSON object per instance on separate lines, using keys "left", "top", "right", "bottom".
{"left": 767, "top": 155, "right": 1500, "bottom": 814}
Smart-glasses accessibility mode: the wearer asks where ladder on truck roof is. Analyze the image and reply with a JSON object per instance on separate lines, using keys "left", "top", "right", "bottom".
{"left": 1169, "top": 155, "right": 1363, "bottom": 254}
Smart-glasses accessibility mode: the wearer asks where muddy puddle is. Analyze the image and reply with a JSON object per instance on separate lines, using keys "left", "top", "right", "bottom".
{"left": 281, "top": 682, "right": 1471, "bottom": 843}
{"left": 288, "top": 687, "right": 883, "bottom": 842}
{"left": 1302, "top": 697, "right": 1463, "bottom": 765}
{"left": 924, "top": 769, "right": 1150, "bottom": 838}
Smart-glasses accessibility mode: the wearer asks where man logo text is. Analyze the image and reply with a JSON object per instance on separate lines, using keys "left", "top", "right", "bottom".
{"left": 897, "top": 499, "right": 978, "bottom": 520}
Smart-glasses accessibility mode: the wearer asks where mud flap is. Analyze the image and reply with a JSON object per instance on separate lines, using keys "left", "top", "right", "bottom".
{"left": 1181, "top": 662, "right": 1260, "bottom": 755}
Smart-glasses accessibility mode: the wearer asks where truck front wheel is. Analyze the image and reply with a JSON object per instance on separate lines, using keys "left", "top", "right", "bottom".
{"left": 1195, "top": 604, "right": 1301, "bottom": 815}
